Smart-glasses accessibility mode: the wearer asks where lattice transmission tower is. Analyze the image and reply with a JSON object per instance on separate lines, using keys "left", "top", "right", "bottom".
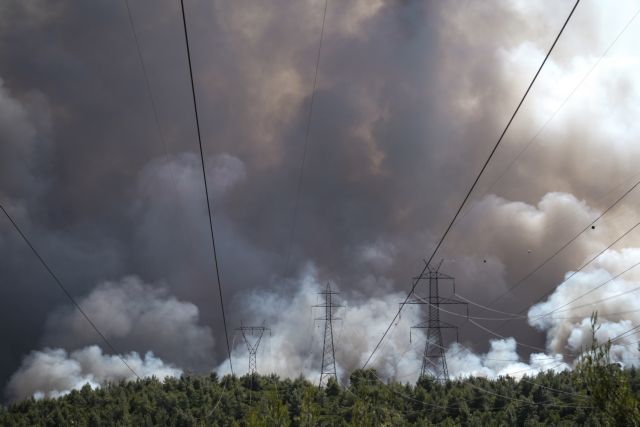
{"left": 236, "top": 324, "right": 271, "bottom": 375}
{"left": 314, "top": 282, "right": 343, "bottom": 387}
{"left": 406, "top": 260, "right": 467, "bottom": 381}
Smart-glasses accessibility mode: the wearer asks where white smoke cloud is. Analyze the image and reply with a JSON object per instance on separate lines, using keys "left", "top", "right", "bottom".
{"left": 43, "top": 276, "right": 216, "bottom": 372}
{"left": 447, "top": 338, "right": 568, "bottom": 380}
{"left": 528, "top": 248, "right": 640, "bottom": 364}
{"left": 216, "top": 264, "right": 424, "bottom": 383}
{"left": 214, "top": 264, "right": 574, "bottom": 384}
{"left": 5, "top": 345, "right": 181, "bottom": 402}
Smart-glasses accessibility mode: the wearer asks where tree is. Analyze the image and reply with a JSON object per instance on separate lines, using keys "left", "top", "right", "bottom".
{"left": 575, "top": 312, "right": 640, "bottom": 425}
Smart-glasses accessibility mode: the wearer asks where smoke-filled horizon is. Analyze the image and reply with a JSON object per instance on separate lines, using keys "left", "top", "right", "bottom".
{"left": 3, "top": 0, "right": 640, "bottom": 402}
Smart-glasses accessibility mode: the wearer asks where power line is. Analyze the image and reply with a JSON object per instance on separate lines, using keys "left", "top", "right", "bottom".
{"left": 455, "top": 292, "right": 527, "bottom": 318}
{"left": 429, "top": 270, "right": 640, "bottom": 324}
{"left": 362, "top": 0, "right": 580, "bottom": 369}
{"left": 454, "top": 261, "right": 640, "bottom": 322}
{"left": 442, "top": 172, "right": 640, "bottom": 321}
{"left": 531, "top": 257, "right": 640, "bottom": 319}
{"left": 0, "top": 204, "right": 140, "bottom": 380}
{"left": 610, "top": 324, "right": 640, "bottom": 343}
{"left": 179, "top": 0, "right": 233, "bottom": 375}
{"left": 282, "top": 0, "right": 328, "bottom": 276}
{"left": 486, "top": 179, "right": 640, "bottom": 308}
{"left": 409, "top": 301, "right": 636, "bottom": 397}
{"left": 449, "top": 5, "right": 640, "bottom": 324}
{"left": 387, "top": 295, "right": 640, "bottom": 407}
{"left": 456, "top": 220, "right": 640, "bottom": 340}
{"left": 449, "top": 169, "right": 640, "bottom": 318}
{"left": 424, "top": 0, "right": 580, "bottom": 269}
{"left": 122, "top": 0, "right": 173, "bottom": 164}
{"left": 494, "top": 221, "right": 640, "bottom": 326}
{"left": 467, "top": 318, "right": 565, "bottom": 355}
{"left": 457, "top": 5, "right": 640, "bottom": 223}
{"left": 547, "top": 283, "right": 640, "bottom": 317}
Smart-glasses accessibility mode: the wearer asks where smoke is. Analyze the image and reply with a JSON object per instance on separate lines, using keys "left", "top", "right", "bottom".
{"left": 5, "top": 346, "right": 180, "bottom": 402}
{"left": 447, "top": 338, "right": 568, "bottom": 380}
{"left": 528, "top": 248, "right": 640, "bottom": 365}
{"left": 42, "top": 276, "right": 216, "bottom": 372}
{"left": 0, "top": 76, "right": 51, "bottom": 203}
{"left": 215, "top": 266, "right": 572, "bottom": 384}
{"left": 216, "top": 265, "right": 424, "bottom": 382}
{"left": 2, "top": 0, "right": 640, "bottom": 400}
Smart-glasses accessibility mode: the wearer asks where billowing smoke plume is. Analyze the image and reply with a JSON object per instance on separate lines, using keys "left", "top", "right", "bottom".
{"left": 3, "top": 0, "right": 640, "bottom": 401}
{"left": 447, "top": 339, "right": 568, "bottom": 379}
{"left": 42, "top": 276, "right": 216, "bottom": 372}
{"left": 5, "top": 346, "right": 180, "bottom": 402}
{"left": 216, "top": 266, "right": 571, "bottom": 383}
{"left": 216, "top": 265, "right": 423, "bottom": 382}
{"left": 528, "top": 248, "right": 640, "bottom": 365}
{"left": 5, "top": 276, "right": 212, "bottom": 401}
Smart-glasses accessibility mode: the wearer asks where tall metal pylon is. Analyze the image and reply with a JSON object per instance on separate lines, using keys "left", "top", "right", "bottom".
{"left": 405, "top": 260, "right": 467, "bottom": 381}
{"left": 314, "top": 282, "right": 343, "bottom": 387}
{"left": 236, "top": 324, "right": 270, "bottom": 375}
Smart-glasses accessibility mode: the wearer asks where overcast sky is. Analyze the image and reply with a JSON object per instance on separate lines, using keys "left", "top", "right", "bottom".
{"left": 3, "top": 0, "right": 640, "bottom": 401}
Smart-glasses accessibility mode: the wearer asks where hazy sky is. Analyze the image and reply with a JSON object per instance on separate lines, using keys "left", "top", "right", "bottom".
{"left": 3, "top": 0, "right": 640, "bottom": 401}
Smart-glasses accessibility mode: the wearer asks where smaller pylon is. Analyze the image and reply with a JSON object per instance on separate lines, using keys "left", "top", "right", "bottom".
{"left": 236, "top": 323, "right": 271, "bottom": 375}
{"left": 313, "top": 282, "right": 343, "bottom": 387}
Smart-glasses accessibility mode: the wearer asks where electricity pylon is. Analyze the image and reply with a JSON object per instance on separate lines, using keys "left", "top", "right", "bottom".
{"left": 314, "top": 282, "right": 343, "bottom": 387}
{"left": 405, "top": 260, "right": 467, "bottom": 381}
{"left": 236, "top": 324, "right": 270, "bottom": 375}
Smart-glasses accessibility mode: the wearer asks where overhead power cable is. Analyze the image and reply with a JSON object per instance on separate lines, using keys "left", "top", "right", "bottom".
{"left": 0, "top": 204, "right": 140, "bottom": 380}
{"left": 431, "top": 175, "right": 640, "bottom": 322}
{"left": 391, "top": 302, "right": 640, "bottom": 407}
{"left": 451, "top": 177, "right": 640, "bottom": 318}
{"left": 122, "top": 0, "right": 173, "bottom": 164}
{"left": 407, "top": 325, "right": 584, "bottom": 398}
{"left": 484, "top": 220, "right": 640, "bottom": 332}
{"left": 437, "top": 258, "right": 640, "bottom": 322}
{"left": 453, "top": 220, "right": 640, "bottom": 339}
{"left": 549, "top": 283, "right": 640, "bottom": 317}
{"left": 610, "top": 324, "right": 640, "bottom": 343}
{"left": 532, "top": 257, "right": 640, "bottom": 318}
{"left": 180, "top": 0, "right": 233, "bottom": 374}
{"left": 486, "top": 179, "right": 640, "bottom": 308}
{"left": 452, "top": 6, "right": 640, "bottom": 325}
{"left": 282, "top": 0, "right": 329, "bottom": 276}
{"left": 362, "top": 0, "right": 581, "bottom": 369}
{"left": 451, "top": 262, "right": 640, "bottom": 323}
{"left": 468, "top": 318, "right": 569, "bottom": 356}
{"left": 457, "top": 5, "right": 640, "bottom": 223}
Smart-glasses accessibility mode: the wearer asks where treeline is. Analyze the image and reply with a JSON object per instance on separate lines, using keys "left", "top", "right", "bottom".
{"left": 2, "top": 366, "right": 640, "bottom": 426}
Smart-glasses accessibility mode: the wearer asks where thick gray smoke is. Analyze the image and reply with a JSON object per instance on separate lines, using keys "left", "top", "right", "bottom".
{"left": 216, "top": 193, "right": 640, "bottom": 383}
{"left": 3, "top": 0, "right": 640, "bottom": 401}
{"left": 5, "top": 276, "right": 212, "bottom": 401}
{"left": 42, "top": 276, "right": 216, "bottom": 372}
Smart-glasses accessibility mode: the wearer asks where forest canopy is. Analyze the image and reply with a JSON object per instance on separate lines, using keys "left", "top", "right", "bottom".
{"left": 2, "top": 366, "right": 640, "bottom": 426}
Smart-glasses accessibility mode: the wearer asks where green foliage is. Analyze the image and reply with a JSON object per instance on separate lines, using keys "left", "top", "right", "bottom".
{"left": 1, "top": 361, "right": 640, "bottom": 426}
{"left": 574, "top": 312, "right": 640, "bottom": 426}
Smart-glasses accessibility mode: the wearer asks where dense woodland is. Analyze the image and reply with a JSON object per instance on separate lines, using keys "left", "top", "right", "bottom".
{"left": 1, "top": 366, "right": 639, "bottom": 426}
{"left": 2, "top": 330, "right": 640, "bottom": 426}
